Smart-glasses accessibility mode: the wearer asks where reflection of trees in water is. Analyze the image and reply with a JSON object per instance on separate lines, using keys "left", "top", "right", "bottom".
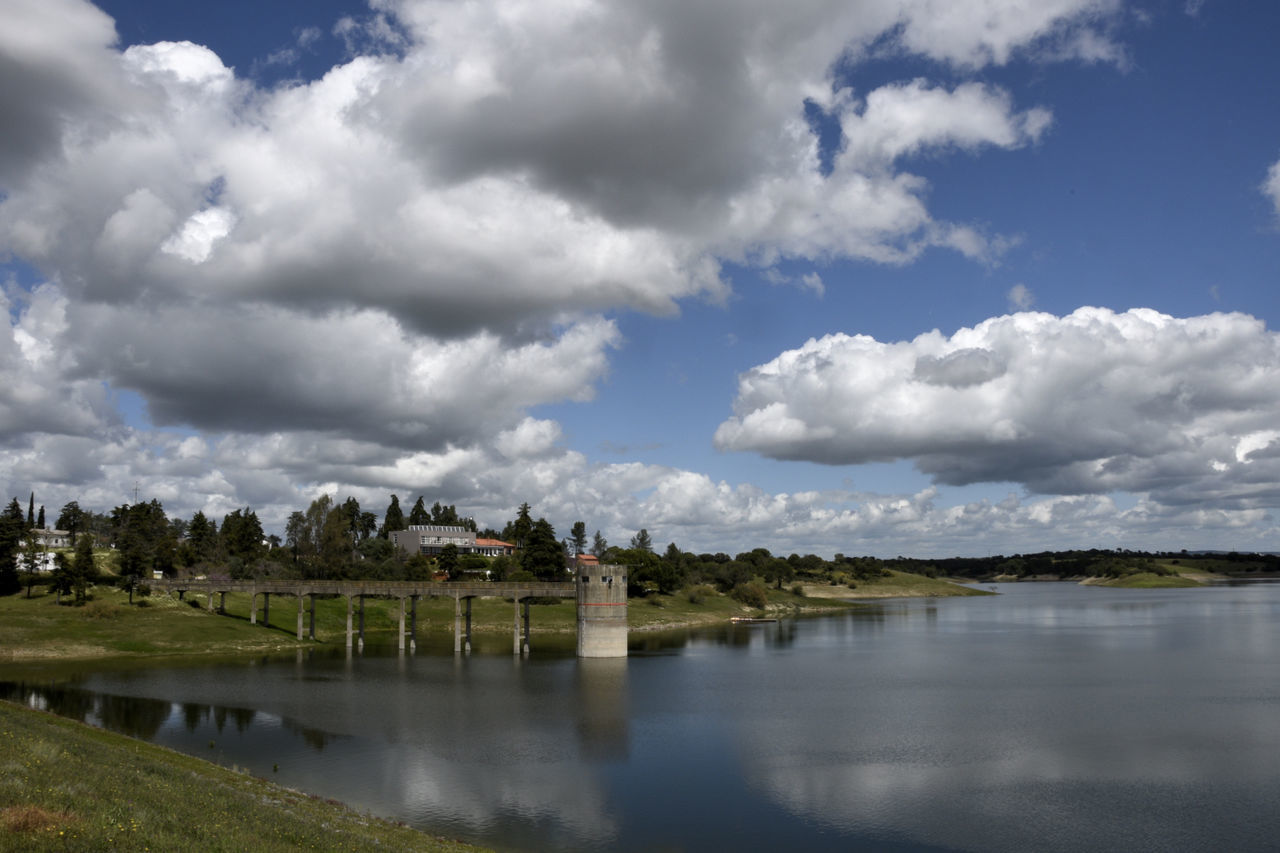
{"left": 95, "top": 693, "right": 170, "bottom": 740}
{"left": 632, "top": 619, "right": 803, "bottom": 655}
{"left": 179, "top": 702, "right": 256, "bottom": 734}
{"left": 232, "top": 707, "right": 256, "bottom": 733}
{"left": 283, "top": 718, "right": 338, "bottom": 752}
{"left": 181, "top": 702, "right": 208, "bottom": 732}
{"left": 0, "top": 683, "right": 96, "bottom": 722}
{"left": 772, "top": 621, "right": 798, "bottom": 646}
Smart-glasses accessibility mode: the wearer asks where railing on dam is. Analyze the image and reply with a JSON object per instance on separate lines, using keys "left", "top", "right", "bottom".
{"left": 149, "top": 578, "right": 590, "bottom": 655}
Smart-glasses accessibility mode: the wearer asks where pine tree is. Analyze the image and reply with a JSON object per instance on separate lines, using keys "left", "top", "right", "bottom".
{"left": 56, "top": 501, "right": 84, "bottom": 545}
{"left": 27, "top": 493, "right": 35, "bottom": 529}
{"left": 70, "top": 533, "right": 96, "bottom": 603}
{"left": 188, "top": 511, "right": 217, "bottom": 563}
{"left": 630, "top": 528, "right": 653, "bottom": 553}
{"left": 437, "top": 543, "right": 460, "bottom": 579}
{"left": 113, "top": 500, "right": 173, "bottom": 588}
{"left": 592, "top": 530, "right": 608, "bottom": 558}
{"left": 36, "top": 506, "right": 45, "bottom": 530}
{"left": 381, "top": 495, "right": 406, "bottom": 538}
{"left": 0, "top": 499, "right": 25, "bottom": 595}
{"left": 221, "top": 508, "right": 265, "bottom": 564}
{"left": 521, "top": 518, "right": 565, "bottom": 580}
{"left": 19, "top": 528, "right": 43, "bottom": 596}
{"left": 512, "top": 502, "right": 533, "bottom": 550}
{"left": 408, "top": 496, "right": 429, "bottom": 526}
{"left": 570, "top": 521, "right": 588, "bottom": 556}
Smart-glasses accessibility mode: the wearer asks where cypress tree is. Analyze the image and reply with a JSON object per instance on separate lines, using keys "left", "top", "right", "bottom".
{"left": 381, "top": 494, "right": 406, "bottom": 538}
{"left": 1, "top": 499, "right": 29, "bottom": 594}
{"left": 408, "top": 496, "right": 429, "bottom": 526}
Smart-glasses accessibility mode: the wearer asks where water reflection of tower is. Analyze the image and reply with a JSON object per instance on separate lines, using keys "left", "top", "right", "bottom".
{"left": 575, "top": 658, "right": 629, "bottom": 760}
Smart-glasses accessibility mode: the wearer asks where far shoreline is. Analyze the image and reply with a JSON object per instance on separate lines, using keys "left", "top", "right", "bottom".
{"left": 0, "top": 571, "right": 981, "bottom": 668}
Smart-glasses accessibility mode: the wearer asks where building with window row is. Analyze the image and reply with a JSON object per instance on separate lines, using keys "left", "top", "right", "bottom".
{"left": 389, "top": 525, "right": 514, "bottom": 557}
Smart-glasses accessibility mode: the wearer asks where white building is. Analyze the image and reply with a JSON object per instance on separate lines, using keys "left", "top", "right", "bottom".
{"left": 389, "top": 525, "right": 514, "bottom": 558}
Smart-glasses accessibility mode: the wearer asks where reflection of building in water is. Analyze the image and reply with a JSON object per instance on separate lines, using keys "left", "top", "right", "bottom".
{"left": 575, "top": 658, "right": 629, "bottom": 760}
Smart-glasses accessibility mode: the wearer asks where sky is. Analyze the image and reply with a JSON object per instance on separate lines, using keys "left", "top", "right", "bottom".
{"left": 3, "top": 0, "right": 1280, "bottom": 558}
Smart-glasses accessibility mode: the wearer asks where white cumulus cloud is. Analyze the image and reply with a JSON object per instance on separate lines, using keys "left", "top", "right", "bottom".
{"left": 716, "top": 308, "right": 1280, "bottom": 508}
{"left": 1263, "top": 158, "right": 1280, "bottom": 220}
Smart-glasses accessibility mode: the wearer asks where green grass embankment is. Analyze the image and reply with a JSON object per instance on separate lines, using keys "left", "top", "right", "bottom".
{"left": 0, "top": 587, "right": 309, "bottom": 664}
{"left": 797, "top": 569, "right": 995, "bottom": 600}
{"left": 0, "top": 699, "right": 483, "bottom": 853}
{"left": 1080, "top": 573, "right": 1203, "bottom": 588}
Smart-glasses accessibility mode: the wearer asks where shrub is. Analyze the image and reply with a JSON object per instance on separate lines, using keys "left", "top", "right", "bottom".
{"left": 790, "top": 582, "right": 805, "bottom": 597}
{"left": 83, "top": 600, "right": 121, "bottom": 620}
{"left": 684, "top": 584, "right": 716, "bottom": 605}
{"left": 847, "top": 581, "right": 857, "bottom": 590}
{"left": 731, "top": 581, "right": 769, "bottom": 609}
{"left": 646, "top": 592, "right": 665, "bottom": 607}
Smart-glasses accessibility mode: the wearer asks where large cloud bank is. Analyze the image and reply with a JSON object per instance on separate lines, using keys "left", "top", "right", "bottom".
{"left": 716, "top": 308, "right": 1280, "bottom": 511}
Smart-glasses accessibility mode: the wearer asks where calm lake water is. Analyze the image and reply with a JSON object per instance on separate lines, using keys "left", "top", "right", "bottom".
{"left": 6, "top": 581, "right": 1280, "bottom": 851}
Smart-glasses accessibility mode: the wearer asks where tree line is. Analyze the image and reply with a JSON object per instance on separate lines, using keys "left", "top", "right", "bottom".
{"left": 4, "top": 490, "right": 1278, "bottom": 601}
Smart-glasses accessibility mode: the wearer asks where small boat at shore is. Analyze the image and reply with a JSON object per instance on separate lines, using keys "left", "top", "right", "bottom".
{"left": 730, "top": 617, "right": 778, "bottom": 624}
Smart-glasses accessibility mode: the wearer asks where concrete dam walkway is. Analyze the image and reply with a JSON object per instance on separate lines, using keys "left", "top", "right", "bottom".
{"left": 151, "top": 562, "right": 628, "bottom": 657}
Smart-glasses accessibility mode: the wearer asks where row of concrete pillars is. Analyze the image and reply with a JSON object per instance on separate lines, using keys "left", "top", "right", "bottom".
{"left": 182, "top": 589, "right": 535, "bottom": 654}
{"left": 452, "top": 595, "right": 534, "bottom": 655}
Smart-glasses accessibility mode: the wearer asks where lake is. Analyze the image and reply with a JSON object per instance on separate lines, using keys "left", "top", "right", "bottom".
{"left": 5, "top": 581, "right": 1280, "bottom": 851}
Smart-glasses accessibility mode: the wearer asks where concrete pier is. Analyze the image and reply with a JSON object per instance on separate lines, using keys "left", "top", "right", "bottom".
{"left": 454, "top": 595, "right": 463, "bottom": 653}
{"left": 409, "top": 596, "right": 417, "bottom": 651}
{"left": 513, "top": 599, "right": 521, "bottom": 655}
{"left": 150, "top": 579, "right": 615, "bottom": 656}
{"left": 345, "top": 595, "right": 353, "bottom": 649}
{"left": 397, "top": 597, "right": 406, "bottom": 652}
{"left": 465, "top": 598, "right": 472, "bottom": 653}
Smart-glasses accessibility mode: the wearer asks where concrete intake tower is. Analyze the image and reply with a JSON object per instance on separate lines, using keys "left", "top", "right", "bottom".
{"left": 576, "top": 562, "right": 628, "bottom": 657}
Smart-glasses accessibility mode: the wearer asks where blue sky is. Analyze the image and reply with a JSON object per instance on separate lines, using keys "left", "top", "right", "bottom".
{"left": 3, "top": 0, "right": 1280, "bottom": 556}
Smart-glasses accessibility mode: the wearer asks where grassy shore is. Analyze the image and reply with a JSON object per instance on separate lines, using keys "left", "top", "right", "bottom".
{"left": 0, "top": 586, "right": 311, "bottom": 665}
{"left": 1080, "top": 573, "right": 1204, "bottom": 588}
{"left": 796, "top": 570, "right": 994, "bottom": 600}
{"left": 0, "top": 699, "right": 483, "bottom": 853}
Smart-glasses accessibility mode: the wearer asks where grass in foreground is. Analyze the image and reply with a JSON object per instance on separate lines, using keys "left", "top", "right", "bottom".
{"left": 0, "top": 699, "right": 483, "bottom": 853}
